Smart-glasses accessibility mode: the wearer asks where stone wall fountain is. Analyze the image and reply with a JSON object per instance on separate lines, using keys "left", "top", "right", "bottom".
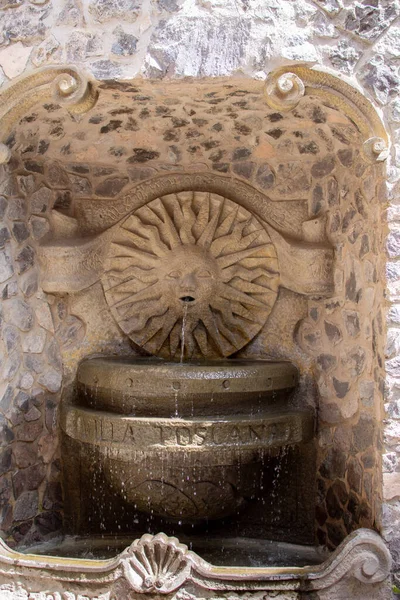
{"left": 0, "top": 65, "right": 393, "bottom": 599}
{"left": 58, "top": 187, "right": 317, "bottom": 536}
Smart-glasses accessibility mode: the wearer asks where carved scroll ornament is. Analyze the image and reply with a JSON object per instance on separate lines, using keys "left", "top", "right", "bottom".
{"left": 39, "top": 174, "right": 334, "bottom": 360}
{"left": 0, "top": 529, "right": 391, "bottom": 598}
{"left": 0, "top": 66, "right": 98, "bottom": 163}
{"left": 264, "top": 65, "right": 389, "bottom": 162}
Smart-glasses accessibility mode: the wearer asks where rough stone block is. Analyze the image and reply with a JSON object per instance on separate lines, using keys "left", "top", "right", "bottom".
{"left": 5, "top": 298, "right": 34, "bottom": 331}
{"left": 38, "top": 368, "right": 62, "bottom": 393}
{"left": 0, "top": 247, "right": 14, "bottom": 283}
{"left": 13, "top": 490, "right": 38, "bottom": 521}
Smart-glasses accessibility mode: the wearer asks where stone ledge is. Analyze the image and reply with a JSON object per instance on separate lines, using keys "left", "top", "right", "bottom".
{"left": 0, "top": 529, "right": 392, "bottom": 599}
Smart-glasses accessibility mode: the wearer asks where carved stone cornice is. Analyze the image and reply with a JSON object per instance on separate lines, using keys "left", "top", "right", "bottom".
{"left": 0, "top": 65, "right": 98, "bottom": 162}
{"left": 265, "top": 65, "right": 389, "bottom": 162}
{"left": 0, "top": 529, "right": 391, "bottom": 598}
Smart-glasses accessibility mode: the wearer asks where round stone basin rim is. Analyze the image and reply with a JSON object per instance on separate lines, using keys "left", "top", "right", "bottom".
{"left": 77, "top": 358, "right": 299, "bottom": 396}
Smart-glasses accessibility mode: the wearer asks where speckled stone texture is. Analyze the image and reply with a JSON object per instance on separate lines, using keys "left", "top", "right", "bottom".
{"left": 0, "top": 0, "right": 397, "bottom": 579}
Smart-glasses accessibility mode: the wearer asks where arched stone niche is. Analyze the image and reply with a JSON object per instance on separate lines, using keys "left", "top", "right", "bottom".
{"left": 0, "top": 65, "right": 389, "bottom": 553}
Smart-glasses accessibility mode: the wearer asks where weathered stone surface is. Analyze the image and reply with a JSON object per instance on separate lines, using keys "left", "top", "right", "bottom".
{"left": 38, "top": 433, "right": 57, "bottom": 463}
{"left": 3, "top": 350, "right": 22, "bottom": 382}
{"left": 46, "top": 339, "right": 62, "bottom": 371}
{"left": 12, "top": 222, "right": 29, "bottom": 244}
{"left": 0, "top": 42, "right": 32, "bottom": 79}
{"left": 353, "top": 416, "right": 375, "bottom": 453}
{"left": 232, "top": 161, "right": 255, "bottom": 180}
{"left": 37, "top": 368, "right": 62, "bottom": 393}
{"left": 112, "top": 27, "right": 138, "bottom": 56}
{"left": 30, "top": 187, "right": 52, "bottom": 214}
{"left": 43, "top": 481, "right": 62, "bottom": 510}
{"left": 324, "top": 321, "right": 342, "bottom": 345}
{"left": 34, "top": 509, "right": 62, "bottom": 535}
{"left": 0, "top": 447, "right": 12, "bottom": 476}
{"left": 70, "top": 174, "right": 92, "bottom": 196}
{"left": 19, "top": 372, "right": 34, "bottom": 390}
{"left": 311, "top": 155, "right": 335, "bottom": 178}
{"left": 332, "top": 377, "right": 349, "bottom": 399}
{"left": 47, "top": 163, "right": 70, "bottom": 188}
{"left": 13, "top": 464, "right": 45, "bottom": 499}
{"left": 329, "top": 41, "right": 362, "bottom": 74}
{"left": 30, "top": 216, "right": 50, "bottom": 240}
{"left": 20, "top": 269, "right": 39, "bottom": 297}
{"left": 17, "top": 176, "right": 35, "bottom": 196}
{"left": 326, "top": 521, "right": 348, "bottom": 549}
{"left": 344, "top": 346, "right": 366, "bottom": 377}
{"left": 5, "top": 299, "right": 34, "bottom": 331}
{"left": 345, "top": 270, "right": 358, "bottom": 302}
{"left": 2, "top": 324, "right": 21, "bottom": 353}
{"left": 0, "top": 226, "right": 10, "bottom": 247}
{"left": 89, "top": 0, "right": 140, "bottom": 23}
{"left": 360, "top": 380, "right": 375, "bottom": 409}
{"left": 343, "top": 310, "right": 360, "bottom": 337}
{"left": 94, "top": 176, "right": 129, "bottom": 197}
{"left": 343, "top": 1, "right": 399, "bottom": 42}
{"left": 316, "top": 353, "right": 337, "bottom": 372}
{"left": 383, "top": 471, "right": 400, "bottom": 500}
{"left": 362, "top": 56, "right": 400, "bottom": 105}
{"left": 90, "top": 59, "right": 123, "bottom": 79}
{"left": 320, "top": 447, "right": 346, "bottom": 480}
{"left": 15, "top": 419, "right": 43, "bottom": 442}
{"left": 274, "top": 163, "right": 311, "bottom": 196}
{"left": 34, "top": 300, "right": 54, "bottom": 333}
{"left": 66, "top": 31, "right": 103, "bottom": 62}
{"left": 144, "top": 16, "right": 251, "bottom": 78}
{"left": 14, "top": 492, "right": 38, "bottom": 525}
{"left": 13, "top": 443, "right": 36, "bottom": 469}
{"left": 56, "top": 315, "right": 85, "bottom": 349}
{"left": 25, "top": 405, "right": 41, "bottom": 422}
{"left": 31, "top": 35, "right": 61, "bottom": 67}
{"left": 326, "top": 480, "right": 348, "bottom": 519}
{"left": 7, "top": 198, "right": 27, "bottom": 220}
{"left": 56, "top": 0, "right": 84, "bottom": 26}
{"left": 347, "top": 457, "right": 363, "bottom": 495}
{"left": 22, "top": 328, "right": 47, "bottom": 354}
{"left": 16, "top": 245, "right": 35, "bottom": 274}
{"left": 0, "top": 246, "right": 14, "bottom": 283}
{"left": 255, "top": 164, "right": 275, "bottom": 190}
{"left": 0, "top": 197, "right": 7, "bottom": 219}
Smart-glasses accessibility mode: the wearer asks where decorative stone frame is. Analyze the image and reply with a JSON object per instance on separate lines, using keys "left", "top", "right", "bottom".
{"left": 0, "top": 63, "right": 390, "bottom": 593}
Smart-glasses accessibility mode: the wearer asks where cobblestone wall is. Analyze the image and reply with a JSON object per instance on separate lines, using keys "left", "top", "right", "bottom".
{"left": 0, "top": 0, "right": 398, "bottom": 570}
{"left": 0, "top": 164, "right": 62, "bottom": 546}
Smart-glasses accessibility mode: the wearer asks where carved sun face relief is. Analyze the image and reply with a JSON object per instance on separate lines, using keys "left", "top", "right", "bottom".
{"left": 102, "top": 191, "right": 280, "bottom": 359}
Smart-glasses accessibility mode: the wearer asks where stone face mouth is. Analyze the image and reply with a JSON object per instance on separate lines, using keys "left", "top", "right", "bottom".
{"left": 180, "top": 296, "right": 195, "bottom": 303}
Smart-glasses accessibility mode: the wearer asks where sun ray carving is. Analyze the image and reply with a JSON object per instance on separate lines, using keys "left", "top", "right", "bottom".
{"left": 102, "top": 191, "right": 280, "bottom": 359}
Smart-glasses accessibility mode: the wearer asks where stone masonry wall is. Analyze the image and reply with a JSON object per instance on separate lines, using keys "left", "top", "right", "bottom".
{"left": 0, "top": 0, "right": 399, "bottom": 571}
{"left": 0, "top": 164, "right": 63, "bottom": 546}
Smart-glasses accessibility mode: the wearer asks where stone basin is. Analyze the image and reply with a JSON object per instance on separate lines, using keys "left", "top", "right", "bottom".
{"left": 62, "top": 358, "right": 313, "bottom": 522}
{"left": 76, "top": 357, "right": 299, "bottom": 417}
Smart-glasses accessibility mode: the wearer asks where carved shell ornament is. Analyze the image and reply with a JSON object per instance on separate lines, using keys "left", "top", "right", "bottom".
{"left": 102, "top": 191, "right": 279, "bottom": 360}
{"left": 121, "top": 533, "right": 191, "bottom": 593}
